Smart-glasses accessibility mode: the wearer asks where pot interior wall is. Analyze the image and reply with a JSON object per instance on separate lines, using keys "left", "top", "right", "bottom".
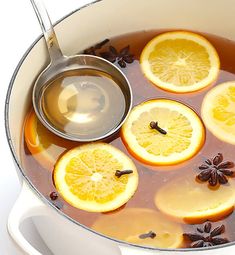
{"left": 7, "top": 0, "right": 235, "bottom": 174}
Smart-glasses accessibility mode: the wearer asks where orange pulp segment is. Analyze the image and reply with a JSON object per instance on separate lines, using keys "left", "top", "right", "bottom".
{"left": 92, "top": 208, "right": 183, "bottom": 248}
{"left": 54, "top": 143, "right": 139, "bottom": 212}
{"left": 155, "top": 176, "right": 235, "bottom": 223}
{"left": 24, "top": 110, "right": 75, "bottom": 170}
{"left": 121, "top": 99, "right": 205, "bottom": 166}
{"left": 202, "top": 81, "right": 235, "bottom": 145}
{"left": 140, "top": 31, "right": 220, "bottom": 93}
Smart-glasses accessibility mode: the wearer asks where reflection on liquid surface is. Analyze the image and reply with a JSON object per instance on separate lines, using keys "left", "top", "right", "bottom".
{"left": 41, "top": 69, "right": 126, "bottom": 139}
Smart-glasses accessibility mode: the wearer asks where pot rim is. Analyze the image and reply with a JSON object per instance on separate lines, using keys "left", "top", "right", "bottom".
{"left": 4, "top": 0, "right": 235, "bottom": 252}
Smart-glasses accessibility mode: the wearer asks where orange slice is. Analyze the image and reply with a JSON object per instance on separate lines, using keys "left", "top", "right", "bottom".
{"left": 121, "top": 99, "right": 205, "bottom": 165}
{"left": 155, "top": 176, "right": 235, "bottom": 223}
{"left": 202, "top": 81, "right": 235, "bottom": 145}
{"left": 24, "top": 110, "right": 75, "bottom": 170}
{"left": 140, "top": 31, "right": 220, "bottom": 93}
{"left": 92, "top": 208, "right": 183, "bottom": 248}
{"left": 54, "top": 143, "right": 138, "bottom": 212}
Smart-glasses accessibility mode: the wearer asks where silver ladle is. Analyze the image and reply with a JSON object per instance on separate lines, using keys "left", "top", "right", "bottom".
{"left": 30, "top": 0, "right": 132, "bottom": 142}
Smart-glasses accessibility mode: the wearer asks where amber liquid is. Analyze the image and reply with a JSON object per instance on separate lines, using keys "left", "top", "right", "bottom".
{"left": 21, "top": 30, "right": 235, "bottom": 246}
{"left": 41, "top": 69, "right": 127, "bottom": 140}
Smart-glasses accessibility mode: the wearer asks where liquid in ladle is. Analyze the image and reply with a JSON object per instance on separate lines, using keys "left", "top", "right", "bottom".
{"left": 41, "top": 69, "right": 127, "bottom": 140}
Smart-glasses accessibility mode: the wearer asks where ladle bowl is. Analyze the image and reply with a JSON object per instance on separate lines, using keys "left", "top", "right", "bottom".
{"left": 31, "top": 0, "right": 132, "bottom": 142}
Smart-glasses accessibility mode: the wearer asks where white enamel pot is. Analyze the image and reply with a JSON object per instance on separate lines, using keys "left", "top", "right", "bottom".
{"left": 5, "top": 0, "right": 235, "bottom": 254}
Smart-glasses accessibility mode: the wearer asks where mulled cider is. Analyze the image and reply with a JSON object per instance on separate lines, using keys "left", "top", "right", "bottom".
{"left": 21, "top": 30, "right": 235, "bottom": 249}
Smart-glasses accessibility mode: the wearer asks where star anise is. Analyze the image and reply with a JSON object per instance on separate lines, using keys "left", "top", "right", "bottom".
{"left": 83, "top": 39, "right": 135, "bottom": 68}
{"left": 99, "top": 45, "right": 135, "bottom": 68}
{"left": 183, "top": 222, "right": 229, "bottom": 248}
{"left": 83, "top": 39, "right": 110, "bottom": 55}
{"left": 197, "top": 153, "right": 234, "bottom": 186}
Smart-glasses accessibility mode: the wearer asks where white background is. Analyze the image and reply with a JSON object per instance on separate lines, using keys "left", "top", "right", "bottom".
{"left": 0, "top": 0, "right": 92, "bottom": 254}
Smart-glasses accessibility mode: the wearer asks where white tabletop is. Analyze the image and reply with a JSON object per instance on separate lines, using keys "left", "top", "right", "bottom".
{"left": 0, "top": 1, "right": 91, "bottom": 254}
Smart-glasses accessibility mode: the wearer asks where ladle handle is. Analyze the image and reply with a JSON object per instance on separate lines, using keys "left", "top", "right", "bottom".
{"left": 30, "top": 0, "right": 64, "bottom": 62}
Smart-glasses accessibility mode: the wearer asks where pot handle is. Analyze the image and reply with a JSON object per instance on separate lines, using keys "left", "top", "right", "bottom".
{"left": 8, "top": 181, "right": 49, "bottom": 255}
